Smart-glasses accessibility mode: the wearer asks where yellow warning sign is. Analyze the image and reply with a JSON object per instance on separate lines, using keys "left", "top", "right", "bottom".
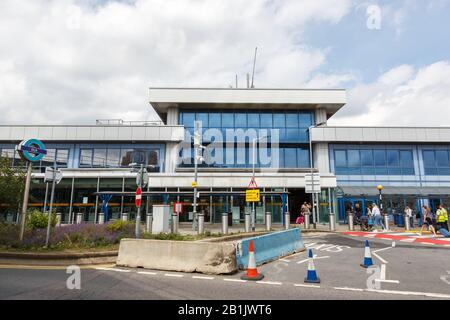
{"left": 191, "top": 181, "right": 198, "bottom": 188}
{"left": 246, "top": 189, "right": 260, "bottom": 202}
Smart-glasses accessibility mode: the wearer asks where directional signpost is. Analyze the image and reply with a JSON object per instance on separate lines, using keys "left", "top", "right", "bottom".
{"left": 16, "top": 139, "right": 47, "bottom": 243}
{"left": 305, "top": 173, "right": 321, "bottom": 193}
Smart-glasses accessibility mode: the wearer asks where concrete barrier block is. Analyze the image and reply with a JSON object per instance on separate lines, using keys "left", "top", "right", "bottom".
{"left": 236, "top": 228, "right": 304, "bottom": 269}
{"left": 117, "top": 239, "right": 237, "bottom": 275}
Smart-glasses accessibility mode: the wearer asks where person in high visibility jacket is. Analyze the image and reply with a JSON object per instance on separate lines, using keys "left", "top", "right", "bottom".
{"left": 436, "top": 204, "right": 449, "bottom": 231}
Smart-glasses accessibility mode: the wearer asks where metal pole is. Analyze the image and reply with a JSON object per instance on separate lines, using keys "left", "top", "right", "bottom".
{"left": 43, "top": 182, "right": 49, "bottom": 213}
{"left": 135, "top": 164, "right": 143, "bottom": 238}
{"left": 193, "top": 145, "right": 198, "bottom": 232}
{"left": 19, "top": 162, "right": 33, "bottom": 243}
{"left": 265, "top": 211, "right": 271, "bottom": 231}
{"left": 222, "top": 212, "right": 228, "bottom": 234}
{"left": 45, "top": 163, "right": 57, "bottom": 247}
{"left": 348, "top": 212, "right": 354, "bottom": 231}
{"left": 309, "top": 125, "right": 316, "bottom": 229}
{"left": 69, "top": 177, "right": 74, "bottom": 224}
{"left": 252, "top": 138, "right": 256, "bottom": 231}
{"left": 285, "top": 211, "right": 290, "bottom": 230}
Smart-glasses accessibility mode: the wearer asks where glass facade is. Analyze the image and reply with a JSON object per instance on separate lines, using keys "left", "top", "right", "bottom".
{"left": 178, "top": 110, "right": 313, "bottom": 168}
{"left": 333, "top": 148, "right": 415, "bottom": 175}
{"left": 423, "top": 149, "right": 450, "bottom": 175}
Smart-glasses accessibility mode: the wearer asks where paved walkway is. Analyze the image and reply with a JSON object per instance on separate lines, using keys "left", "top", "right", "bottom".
{"left": 343, "top": 230, "right": 450, "bottom": 247}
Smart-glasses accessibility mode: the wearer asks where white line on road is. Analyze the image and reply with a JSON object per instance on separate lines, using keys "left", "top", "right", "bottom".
{"left": 95, "top": 267, "right": 130, "bottom": 273}
{"left": 137, "top": 271, "right": 157, "bottom": 275}
{"left": 279, "top": 259, "right": 290, "bottom": 263}
{"left": 223, "top": 279, "right": 247, "bottom": 283}
{"left": 372, "top": 247, "right": 394, "bottom": 253}
{"left": 375, "top": 279, "right": 400, "bottom": 284}
{"left": 294, "top": 284, "right": 321, "bottom": 288}
{"left": 296, "top": 256, "right": 330, "bottom": 264}
{"left": 372, "top": 252, "right": 388, "bottom": 264}
{"left": 192, "top": 276, "right": 215, "bottom": 280}
{"left": 257, "top": 281, "right": 283, "bottom": 285}
{"left": 164, "top": 273, "right": 184, "bottom": 278}
{"left": 334, "top": 287, "right": 364, "bottom": 292}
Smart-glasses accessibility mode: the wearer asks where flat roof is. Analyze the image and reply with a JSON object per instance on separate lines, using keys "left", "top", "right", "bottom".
{"left": 149, "top": 87, "right": 346, "bottom": 118}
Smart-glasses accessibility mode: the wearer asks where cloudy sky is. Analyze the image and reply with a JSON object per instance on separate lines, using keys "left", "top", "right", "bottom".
{"left": 0, "top": 0, "right": 449, "bottom": 126}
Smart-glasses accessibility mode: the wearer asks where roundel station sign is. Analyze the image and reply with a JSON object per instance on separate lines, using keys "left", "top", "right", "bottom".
{"left": 16, "top": 139, "right": 47, "bottom": 162}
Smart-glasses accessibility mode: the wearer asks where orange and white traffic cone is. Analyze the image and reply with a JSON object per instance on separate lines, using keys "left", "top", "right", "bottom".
{"left": 240, "top": 240, "right": 264, "bottom": 281}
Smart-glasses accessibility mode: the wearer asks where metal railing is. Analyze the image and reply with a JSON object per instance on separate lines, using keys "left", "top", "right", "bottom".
{"left": 95, "top": 119, "right": 164, "bottom": 126}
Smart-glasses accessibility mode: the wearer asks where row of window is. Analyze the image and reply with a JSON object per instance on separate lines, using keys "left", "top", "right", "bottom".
{"left": 179, "top": 110, "right": 314, "bottom": 129}
{"left": 334, "top": 149, "right": 415, "bottom": 175}
{"left": 79, "top": 148, "right": 161, "bottom": 170}
{"left": 179, "top": 146, "right": 310, "bottom": 168}
{"left": 183, "top": 127, "right": 309, "bottom": 144}
{"left": 423, "top": 150, "right": 450, "bottom": 175}
{"left": 0, "top": 148, "right": 69, "bottom": 167}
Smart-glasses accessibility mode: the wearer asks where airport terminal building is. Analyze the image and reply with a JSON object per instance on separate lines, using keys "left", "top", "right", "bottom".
{"left": 1, "top": 88, "right": 450, "bottom": 225}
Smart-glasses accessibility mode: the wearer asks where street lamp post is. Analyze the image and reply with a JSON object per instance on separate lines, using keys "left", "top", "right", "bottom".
{"left": 377, "top": 184, "right": 388, "bottom": 230}
{"left": 308, "top": 122, "right": 326, "bottom": 229}
{"left": 251, "top": 135, "right": 268, "bottom": 232}
{"left": 193, "top": 129, "right": 206, "bottom": 234}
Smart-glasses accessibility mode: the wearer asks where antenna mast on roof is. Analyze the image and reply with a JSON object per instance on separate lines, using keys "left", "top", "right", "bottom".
{"left": 251, "top": 47, "right": 257, "bottom": 88}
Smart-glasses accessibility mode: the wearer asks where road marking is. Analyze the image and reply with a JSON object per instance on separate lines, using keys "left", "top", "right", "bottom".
{"left": 137, "top": 271, "right": 157, "bottom": 275}
{"left": 399, "top": 238, "right": 415, "bottom": 242}
{"left": 95, "top": 267, "right": 130, "bottom": 273}
{"left": 296, "top": 255, "right": 330, "bottom": 264}
{"left": 375, "top": 279, "right": 400, "bottom": 284}
{"left": 0, "top": 264, "right": 116, "bottom": 270}
{"left": 372, "top": 247, "right": 393, "bottom": 253}
{"left": 257, "top": 281, "right": 283, "bottom": 285}
{"left": 279, "top": 259, "right": 290, "bottom": 263}
{"left": 294, "top": 284, "right": 321, "bottom": 288}
{"left": 366, "top": 288, "right": 450, "bottom": 299}
{"left": 224, "top": 279, "right": 247, "bottom": 283}
{"left": 192, "top": 276, "right": 214, "bottom": 280}
{"left": 372, "top": 252, "right": 388, "bottom": 264}
{"left": 164, "top": 273, "right": 183, "bottom": 278}
{"left": 334, "top": 287, "right": 364, "bottom": 292}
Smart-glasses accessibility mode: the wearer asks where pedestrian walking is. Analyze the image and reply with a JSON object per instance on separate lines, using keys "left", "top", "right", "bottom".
{"left": 436, "top": 204, "right": 449, "bottom": 232}
{"left": 371, "top": 203, "right": 385, "bottom": 232}
{"left": 404, "top": 205, "right": 414, "bottom": 229}
{"left": 419, "top": 205, "right": 437, "bottom": 237}
{"left": 301, "top": 201, "right": 310, "bottom": 226}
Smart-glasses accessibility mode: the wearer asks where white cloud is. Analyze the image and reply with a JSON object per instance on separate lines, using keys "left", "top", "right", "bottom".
{"left": 0, "top": 0, "right": 355, "bottom": 124}
{"left": 329, "top": 61, "right": 450, "bottom": 126}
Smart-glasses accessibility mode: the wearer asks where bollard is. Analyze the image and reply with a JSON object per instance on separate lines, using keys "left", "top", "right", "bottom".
{"left": 265, "top": 212, "right": 272, "bottom": 231}
{"left": 98, "top": 212, "right": 104, "bottom": 225}
{"left": 285, "top": 212, "right": 290, "bottom": 230}
{"left": 122, "top": 212, "right": 128, "bottom": 222}
{"left": 404, "top": 214, "right": 410, "bottom": 231}
{"left": 329, "top": 213, "right": 336, "bottom": 231}
{"left": 146, "top": 213, "right": 153, "bottom": 233}
{"left": 304, "top": 213, "right": 310, "bottom": 229}
{"left": 383, "top": 214, "right": 390, "bottom": 231}
{"left": 198, "top": 212, "right": 204, "bottom": 234}
{"left": 348, "top": 213, "right": 354, "bottom": 231}
{"left": 172, "top": 212, "right": 179, "bottom": 234}
{"left": 76, "top": 212, "right": 83, "bottom": 224}
{"left": 245, "top": 213, "right": 251, "bottom": 232}
{"left": 56, "top": 212, "right": 62, "bottom": 227}
{"left": 6, "top": 213, "right": 13, "bottom": 223}
{"left": 222, "top": 212, "right": 228, "bottom": 235}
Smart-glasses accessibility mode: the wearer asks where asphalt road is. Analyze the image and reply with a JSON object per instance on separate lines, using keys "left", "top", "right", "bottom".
{"left": 0, "top": 233, "right": 449, "bottom": 300}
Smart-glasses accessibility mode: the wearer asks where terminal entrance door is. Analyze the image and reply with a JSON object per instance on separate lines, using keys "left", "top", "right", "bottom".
{"left": 338, "top": 197, "right": 376, "bottom": 223}
{"left": 288, "top": 188, "right": 308, "bottom": 223}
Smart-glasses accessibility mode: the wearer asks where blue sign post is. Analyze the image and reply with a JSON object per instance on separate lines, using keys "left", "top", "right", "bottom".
{"left": 16, "top": 139, "right": 47, "bottom": 243}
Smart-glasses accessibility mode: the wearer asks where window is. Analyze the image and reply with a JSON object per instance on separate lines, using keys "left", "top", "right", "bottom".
{"left": 361, "top": 150, "right": 373, "bottom": 166}
{"left": 80, "top": 149, "right": 93, "bottom": 167}
{"left": 196, "top": 113, "right": 208, "bottom": 127}
{"left": 299, "top": 113, "right": 313, "bottom": 127}
{"left": 222, "top": 113, "right": 234, "bottom": 128}
{"left": 273, "top": 113, "right": 285, "bottom": 128}
{"left": 247, "top": 112, "right": 260, "bottom": 128}
{"left": 106, "top": 149, "right": 120, "bottom": 167}
{"left": 335, "top": 150, "right": 347, "bottom": 167}
{"left": 298, "top": 148, "right": 310, "bottom": 167}
{"left": 181, "top": 112, "right": 195, "bottom": 126}
{"left": 347, "top": 150, "right": 360, "bottom": 167}
{"left": 120, "top": 148, "right": 133, "bottom": 167}
{"left": 93, "top": 149, "right": 107, "bottom": 167}
{"left": 374, "top": 150, "right": 386, "bottom": 166}
{"left": 423, "top": 149, "right": 450, "bottom": 175}
{"left": 234, "top": 113, "right": 247, "bottom": 128}
{"left": 436, "top": 150, "right": 449, "bottom": 167}
{"left": 284, "top": 148, "right": 297, "bottom": 168}
{"left": 260, "top": 113, "right": 273, "bottom": 127}
{"left": 286, "top": 113, "right": 298, "bottom": 128}
{"left": 56, "top": 149, "right": 69, "bottom": 167}
{"left": 387, "top": 150, "right": 399, "bottom": 167}
{"left": 334, "top": 147, "right": 415, "bottom": 176}
{"left": 209, "top": 113, "right": 221, "bottom": 127}
{"left": 42, "top": 149, "right": 56, "bottom": 167}
{"left": 423, "top": 150, "right": 435, "bottom": 168}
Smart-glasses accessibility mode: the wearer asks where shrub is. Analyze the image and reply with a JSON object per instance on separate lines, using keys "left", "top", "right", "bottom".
{"left": 27, "top": 210, "right": 57, "bottom": 230}
{"left": 0, "top": 221, "right": 20, "bottom": 247}
{"left": 107, "top": 220, "right": 134, "bottom": 233}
